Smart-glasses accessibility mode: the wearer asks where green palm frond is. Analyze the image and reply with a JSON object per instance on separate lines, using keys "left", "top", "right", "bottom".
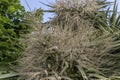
{"left": 110, "top": 0, "right": 118, "bottom": 28}
{"left": 0, "top": 71, "right": 18, "bottom": 79}
{"left": 115, "top": 14, "right": 120, "bottom": 27}
{"left": 97, "top": 0, "right": 120, "bottom": 33}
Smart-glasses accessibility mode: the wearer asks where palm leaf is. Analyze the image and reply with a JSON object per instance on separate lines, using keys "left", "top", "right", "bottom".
{"left": 89, "top": 74, "right": 107, "bottom": 79}
{"left": 0, "top": 71, "right": 18, "bottom": 79}
{"left": 115, "top": 14, "right": 120, "bottom": 27}
{"left": 110, "top": 0, "right": 118, "bottom": 28}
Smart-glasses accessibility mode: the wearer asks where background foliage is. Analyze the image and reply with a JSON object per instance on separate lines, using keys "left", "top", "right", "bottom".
{"left": 0, "top": 0, "right": 43, "bottom": 79}
{"left": 0, "top": 0, "right": 31, "bottom": 79}
{"left": 0, "top": 0, "right": 27, "bottom": 63}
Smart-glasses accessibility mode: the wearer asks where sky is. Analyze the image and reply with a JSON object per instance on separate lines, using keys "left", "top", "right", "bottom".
{"left": 20, "top": 0, "right": 55, "bottom": 22}
{"left": 20, "top": 0, "right": 120, "bottom": 22}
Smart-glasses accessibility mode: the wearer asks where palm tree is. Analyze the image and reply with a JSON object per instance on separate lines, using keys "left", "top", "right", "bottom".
{"left": 17, "top": 0, "right": 120, "bottom": 80}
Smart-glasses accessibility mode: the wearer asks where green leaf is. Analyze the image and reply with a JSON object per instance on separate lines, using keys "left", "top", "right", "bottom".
{"left": 111, "top": 76, "right": 120, "bottom": 79}
{"left": 110, "top": 0, "right": 118, "bottom": 27}
{"left": 89, "top": 74, "right": 107, "bottom": 79}
{"left": 0, "top": 42, "right": 9, "bottom": 48}
{"left": 0, "top": 71, "right": 18, "bottom": 79}
{"left": 8, "top": 6, "right": 16, "bottom": 13}
{"left": 0, "top": 0, "right": 9, "bottom": 3}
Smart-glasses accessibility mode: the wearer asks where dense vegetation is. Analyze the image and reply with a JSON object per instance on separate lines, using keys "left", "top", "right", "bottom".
{"left": 0, "top": 0, "right": 27, "bottom": 63}
{"left": 0, "top": 0, "right": 43, "bottom": 79}
{"left": 0, "top": 0, "right": 120, "bottom": 80}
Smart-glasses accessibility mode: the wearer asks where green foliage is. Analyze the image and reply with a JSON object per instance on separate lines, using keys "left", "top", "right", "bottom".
{"left": 35, "top": 8, "right": 43, "bottom": 21}
{"left": 0, "top": 71, "right": 18, "bottom": 80}
{"left": 0, "top": 0, "right": 27, "bottom": 62}
{"left": 94, "top": 0, "right": 120, "bottom": 32}
{"left": 0, "top": 0, "right": 43, "bottom": 79}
